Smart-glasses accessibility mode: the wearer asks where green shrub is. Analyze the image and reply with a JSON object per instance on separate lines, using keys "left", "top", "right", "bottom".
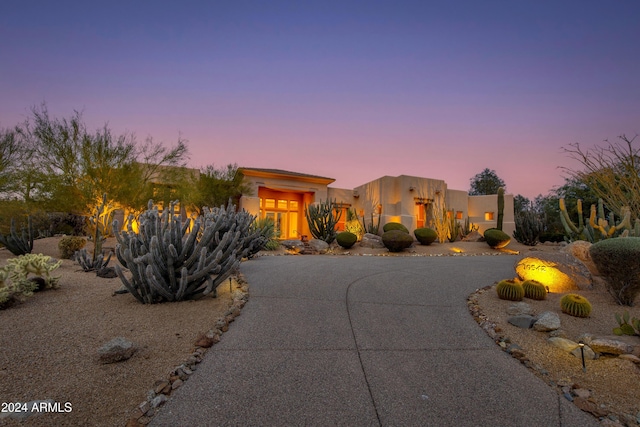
{"left": 383, "top": 222, "right": 409, "bottom": 234}
{"left": 484, "top": 228, "right": 511, "bottom": 249}
{"left": 414, "top": 227, "right": 437, "bottom": 245}
{"left": 590, "top": 237, "right": 640, "bottom": 306}
{"left": 382, "top": 230, "right": 414, "bottom": 252}
{"left": 336, "top": 231, "right": 358, "bottom": 249}
{"left": 58, "top": 236, "right": 86, "bottom": 259}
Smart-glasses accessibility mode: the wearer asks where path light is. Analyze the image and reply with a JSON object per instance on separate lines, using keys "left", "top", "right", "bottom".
{"left": 578, "top": 341, "right": 586, "bottom": 372}
{"left": 515, "top": 256, "right": 577, "bottom": 293}
{"left": 449, "top": 247, "right": 464, "bottom": 253}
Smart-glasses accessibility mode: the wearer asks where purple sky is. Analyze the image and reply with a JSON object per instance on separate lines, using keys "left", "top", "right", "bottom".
{"left": 2, "top": 1, "right": 639, "bottom": 199}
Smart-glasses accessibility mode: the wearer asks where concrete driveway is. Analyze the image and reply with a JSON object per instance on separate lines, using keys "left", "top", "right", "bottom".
{"left": 151, "top": 255, "right": 599, "bottom": 427}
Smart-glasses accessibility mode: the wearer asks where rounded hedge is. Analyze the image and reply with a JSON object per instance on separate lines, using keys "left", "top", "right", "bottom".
{"left": 382, "top": 230, "right": 414, "bottom": 252}
{"left": 336, "top": 231, "right": 358, "bottom": 249}
{"left": 590, "top": 237, "right": 640, "bottom": 306}
{"left": 414, "top": 227, "right": 437, "bottom": 245}
{"left": 383, "top": 222, "right": 409, "bottom": 234}
{"left": 484, "top": 228, "right": 511, "bottom": 249}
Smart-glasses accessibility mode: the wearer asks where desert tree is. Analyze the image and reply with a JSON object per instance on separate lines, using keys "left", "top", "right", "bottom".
{"left": 189, "top": 163, "right": 252, "bottom": 216}
{"left": 561, "top": 134, "right": 640, "bottom": 221}
{"left": 469, "top": 168, "right": 506, "bottom": 195}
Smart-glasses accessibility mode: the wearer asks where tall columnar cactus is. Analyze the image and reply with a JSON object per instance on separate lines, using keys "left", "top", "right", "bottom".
{"left": 114, "top": 200, "right": 258, "bottom": 304}
{"left": 497, "top": 187, "right": 505, "bottom": 231}
{"left": 560, "top": 198, "right": 637, "bottom": 242}
{"left": 0, "top": 217, "right": 34, "bottom": 256}
{"left": 513, "top": 208, "right": 543, "bottom": 246}
{"left": 89, "top": 193, "right": 109, "bottom": 263}
{"left": 304, "top": 199, "right": 342, "bottom": 243}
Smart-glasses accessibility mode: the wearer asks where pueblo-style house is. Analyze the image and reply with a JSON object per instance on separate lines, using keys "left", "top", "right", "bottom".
{"left": 237, "top": 167, "right": 515, "bottom": 239}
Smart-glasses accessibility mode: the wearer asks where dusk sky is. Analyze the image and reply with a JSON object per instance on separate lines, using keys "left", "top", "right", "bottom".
{"left": 2, "top": 1, "right": 639, "bottom": 199}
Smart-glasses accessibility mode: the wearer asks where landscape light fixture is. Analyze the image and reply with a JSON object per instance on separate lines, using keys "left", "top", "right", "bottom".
{"left": 578, "top": 341, "right": 586, "bottom": 373}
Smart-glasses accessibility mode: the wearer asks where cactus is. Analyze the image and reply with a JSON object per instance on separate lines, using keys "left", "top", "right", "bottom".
{"left": 0, "top": 217, "right": 34, "bottom": 256}
{"left": 613, "top": 311, "right": 640, "bottom": 336}
{"left": 496, "top": 279, "right": 524, "bottom": 301}
{"left": 522, "top": 279, "right": 547, "bottom": 300}
{"left": 6, "top": 253, "right": 62, "bottom": 291}
{"left": 513, "top": 208, "right": 543, "bottom": 246}
{"left": 560, "top": 293, "right": 592, "bottom": 318}
{"left": 359, "top": 209, "right": 380, "bottom": 235}
{"left": 58, "top": 236, "right": 87, "bottom": 259}
{"left": 304, "top": 199, "right": 342, "bottom": 244}
{"left": 497, "top": 187, "right": 504, "bottom": 231}
{"left": 245, "top": 217, "right": 276, "bottom": 258}
{"left": 560, "top": 198, "right": 637, "bottom": 242}
{"left": 88, "top": 193, "right": 109, "bottom": 264}
{"left": 345, "top": 208, "right": 364, "bottom": 240}
{"left": 75, "top": 248, "right": 112, "bottom": 272}
{"left": 114, "top": 200, "right": 258, "bottom": 304}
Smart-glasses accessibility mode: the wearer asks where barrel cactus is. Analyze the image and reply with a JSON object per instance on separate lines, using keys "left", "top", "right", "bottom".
{"left": 414, "top": 227, "right": 437, "bottom": 245}
{"left": 382, "top": 230, "right": 414, "bottom": 252}
{"left": 114, "top": 200, "right": 260, "bottom": 304}
{"left": 496, "top": 279, "right": 524, "bottom": 301}
{"left": 560, "top": 294, "right": 592, "bottom": 318}
{"left": 336, "top": 231, "right": 357, "bottom": 249}
{"left": 522, "top": 279, "right": 547, "bottom": 300}
{"left": 589, "top": 237, "right": 640, "bottom": 306}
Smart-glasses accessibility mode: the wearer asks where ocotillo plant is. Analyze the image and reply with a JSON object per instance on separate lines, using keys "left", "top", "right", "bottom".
{"left": 0, "top": 217, "right": 33, "bottom": 256}
{"left": 114, "top": 200, "right": 257, "bottom": 304}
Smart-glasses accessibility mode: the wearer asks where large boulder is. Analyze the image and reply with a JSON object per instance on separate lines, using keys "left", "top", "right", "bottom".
{"left": 308, "top": 239, "right": 329, "bottom": 254}
{"left": 462, "top": 230, "right": 483, "bottom": 242}
{"left": 515, "top": 252, "right": 592, "bottom": 293}
{"left": 281, "top": 239, "right": 305, "bottom": 254}
{"left": 360, "top": 233, "right": 384, "bottom": 249}
{"left": 564, "top": 241, "right": 599, "bottom": 276}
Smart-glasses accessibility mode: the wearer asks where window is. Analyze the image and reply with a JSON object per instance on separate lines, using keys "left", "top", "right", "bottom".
{"left": 265, "top": 199, "right": 275, "bottom": 209}
{"left": 484, "top": 212, "right": 494, "bottom": 221}
{"left": 278, "top": 200, "right": 288, "bottom": 209}
{"left": 456, "top": 211, "right": 463, "bottom": 220}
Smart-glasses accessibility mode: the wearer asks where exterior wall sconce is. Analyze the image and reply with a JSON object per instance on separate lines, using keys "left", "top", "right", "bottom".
{"left": 409, "top": 186, "right": 415, "bottom": 192}
{"left": 376, "top": 204, "right": 382, "bottom": 214}
{"left": 353, "top": 190, "right": 359, "bottom": 198}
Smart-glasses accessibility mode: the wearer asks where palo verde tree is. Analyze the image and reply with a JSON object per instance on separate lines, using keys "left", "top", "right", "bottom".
{"left": 469, "top": 168, "right": 506, "bottom": 195}
{"left": 188, "top": 163, "right": 252, "bottom": 215}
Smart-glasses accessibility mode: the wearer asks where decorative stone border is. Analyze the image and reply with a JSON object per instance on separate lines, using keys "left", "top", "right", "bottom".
{"left": 468, "top": 286, "right": 640, "bottom": 426}
{"left": 126, "top": 274, "right": 250, "bottom": 426}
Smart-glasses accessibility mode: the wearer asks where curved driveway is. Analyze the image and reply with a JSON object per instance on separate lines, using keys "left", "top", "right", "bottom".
{"left": 152, "top": 255, "right": 599, "bottom": 427}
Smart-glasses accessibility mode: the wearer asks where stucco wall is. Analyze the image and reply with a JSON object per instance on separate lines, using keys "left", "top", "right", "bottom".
{"left": 468, "top": 194, "right": 515, "bottom": 236}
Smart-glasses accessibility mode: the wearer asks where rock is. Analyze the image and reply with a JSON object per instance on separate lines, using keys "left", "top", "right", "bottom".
{"left": 308, "top": 239, "right": 329, "bottom": 254}
{"left": 280, "top": 239, "right": 305, "bottom": 253}
{"left": 533, "top": 311, "right": 561, "bottom": 332}
{"left": 618, "top": 354, "right": 640, "bottom": 364}
{"left": 547, "top": 337, "right": 579, "bottom": 352}
{"left": 97, "top": 267, "right": 118, "bottom": 278}
{"left": 570, "top": 344, "right": 597, "bottom": 360}
{"left": 359, "top": 233, "right": 384, "bottom": 248}
{"left": 514, "top": 252, "right": 593, "bottom": 292}
{"left": 154, "top": 380, "right": 170, "bottom": 394}
{"left": 506, "top": 302, "right": 533, "bottom": 316}
{"left": 572, "top": 388, "right": 591, "bottom": 399}
{"left": 461, "top": 230, "right": 483, "bottom": 242}
{"left": 563, "top": 241, "right": 599, "bottom": 276}
{"left": 589, "top": 338, "right": 634, "bottom": 355}
{"left": 98, "top": 337, "right": 137, "bottom": 364}
{"left": 572, "top": 397, "right": 609, "bottom": 418}
{"left": 171, "top": 378, "right": 184, "bottom": 390}
{"left": 507, "top": 315, "right": 536, "bottom": 329}
{"left": 150, "top": 394, "right": 167, "bottom": 409}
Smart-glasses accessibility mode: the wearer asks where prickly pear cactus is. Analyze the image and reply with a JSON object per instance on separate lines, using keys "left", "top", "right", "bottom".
{"left": 114, "top": 200, "right": 259, "bottom": 304}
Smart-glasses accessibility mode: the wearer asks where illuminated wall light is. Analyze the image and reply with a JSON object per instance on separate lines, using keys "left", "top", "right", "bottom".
{"left": 449, "top": 247, "right": 464, "bottom": 253}
{"left": 484, "top": 212, "right": 494, "bottom": 221}
{"left": 515, "top": 257, "right": 578, "bottom": 293}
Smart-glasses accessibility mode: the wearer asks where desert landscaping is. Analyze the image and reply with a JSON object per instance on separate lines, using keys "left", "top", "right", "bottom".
{"left": 1, "top": 237, "right": 639, "bottom": 426}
